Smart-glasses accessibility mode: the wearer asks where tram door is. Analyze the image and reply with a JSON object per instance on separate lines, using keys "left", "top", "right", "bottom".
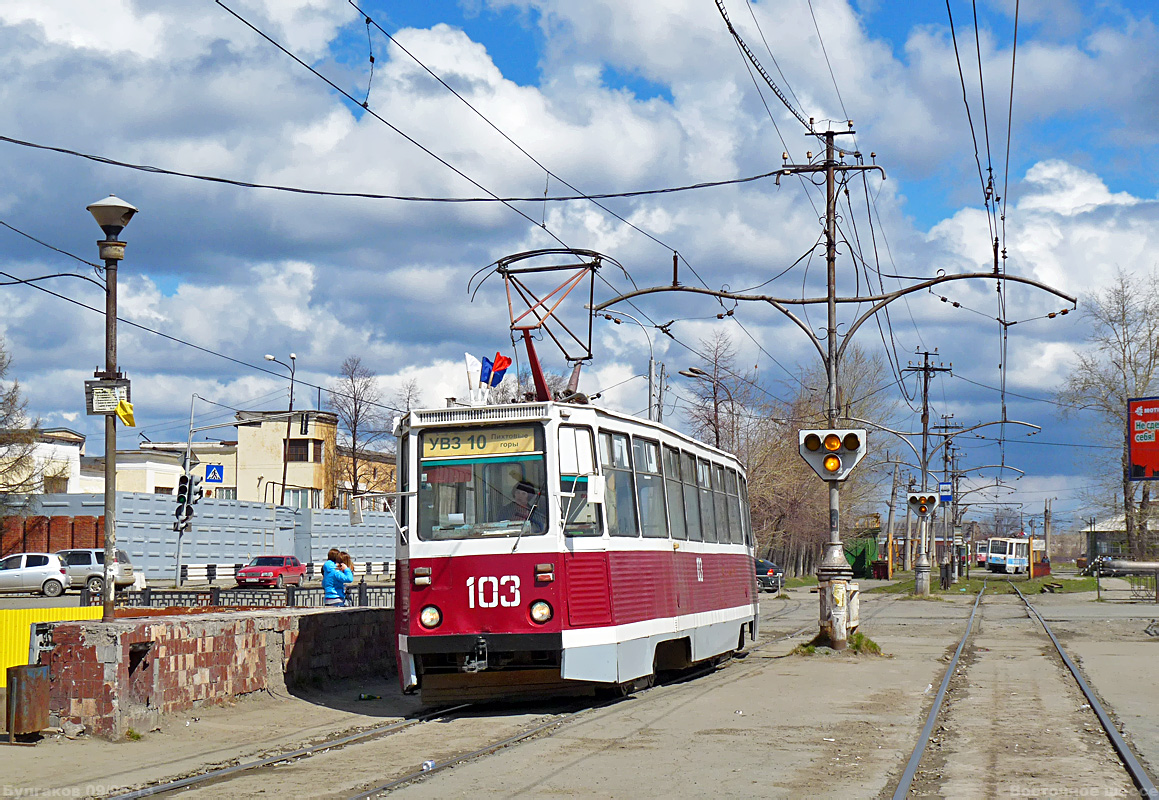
{"left": 559, "top": 426, "right": 612, "bottom": 627}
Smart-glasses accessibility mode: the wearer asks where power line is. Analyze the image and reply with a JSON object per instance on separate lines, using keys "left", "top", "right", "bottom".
{"left": 214, "top": 0, "right": 569, "bottom": 250}
{"left": 0, "top": 132, "right": 785, "bottom": 204}
{"left": 0, "top": 260, "right": 406, "bottom": 416}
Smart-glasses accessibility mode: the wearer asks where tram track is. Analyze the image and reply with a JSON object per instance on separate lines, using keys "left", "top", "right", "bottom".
{"left": 101, "top": 587, "right": 874, "bottom": 799}
{"left": 890, "top": 581, "right": 1157, "bottom": 798}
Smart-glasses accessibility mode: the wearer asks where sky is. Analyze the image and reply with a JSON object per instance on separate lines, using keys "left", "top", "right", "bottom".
{"left": 0, "top": 0, "right": 1156, "bottom": 531}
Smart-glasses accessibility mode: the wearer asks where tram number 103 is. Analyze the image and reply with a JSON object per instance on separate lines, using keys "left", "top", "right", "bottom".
{"left": 466, "top": 575, "right": 521, "bottom": 608}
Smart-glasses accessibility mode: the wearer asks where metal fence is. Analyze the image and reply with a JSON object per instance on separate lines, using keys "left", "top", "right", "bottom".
{"left": 80, "top": 582, "right": 395, "bottom": 609}
{"left": 1095, "top": 568, "right": 1159, "bottom": 603}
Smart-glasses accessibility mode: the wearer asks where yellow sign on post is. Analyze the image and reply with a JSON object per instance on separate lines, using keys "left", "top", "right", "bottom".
{"left": 422, "top": 427, "right": 536, "bottom": 458}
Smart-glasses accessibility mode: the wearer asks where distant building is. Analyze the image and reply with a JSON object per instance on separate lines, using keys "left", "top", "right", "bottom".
{"left": 336, "top": 445, "right": 397, "bottom": 510}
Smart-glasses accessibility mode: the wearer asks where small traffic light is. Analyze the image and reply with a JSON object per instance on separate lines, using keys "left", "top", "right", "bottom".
{"left": 907, "top": 492, "right": 940, "bottom": 519}
{"left": 798, "top": 429, "right": 867, "bottom": 481}
{"left": 191, "top": 475, "right": 204, "bottom": 504}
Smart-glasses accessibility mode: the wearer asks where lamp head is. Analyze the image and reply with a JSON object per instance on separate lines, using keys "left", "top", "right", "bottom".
{"left": 86, "top": 195, "right": 138, "bottom": 239}
{"left": 264, "top": 354, "right": 276, "bottom": 361}
{"left": 686, "top": 366, "right": 708, "bottom": 377}
{"left": 289, "top": 353, "right": 297, "bottom": 361}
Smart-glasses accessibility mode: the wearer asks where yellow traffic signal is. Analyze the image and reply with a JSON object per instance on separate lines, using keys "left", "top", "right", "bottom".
{"left": 907, "top": 492, "right": 939, "bottom": 519}
{"left": 798, "top": 429, "right": 867, "bottom": 481}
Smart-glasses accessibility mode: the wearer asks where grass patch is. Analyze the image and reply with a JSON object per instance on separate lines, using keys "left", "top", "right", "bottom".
{"left": 867, "top": 574, "right": 1097, "bottom": 596}
{"left": 125, "top": 728, "right": 142, "bottom": 741}
{"left": 848, "top": 632, "right": 883, "bottom": 655}
{"left": 790, "top": 632, "right": 884, "bottom": 656}
{"left": 784, "top": 575, "right": 819, "bottom": 589}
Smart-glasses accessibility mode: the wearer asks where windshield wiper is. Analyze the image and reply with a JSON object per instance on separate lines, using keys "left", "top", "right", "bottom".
{"left": 511, "top": 494, "right": 542, "bottom": 553}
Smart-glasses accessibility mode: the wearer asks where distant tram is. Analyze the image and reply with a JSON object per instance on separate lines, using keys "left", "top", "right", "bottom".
{"left": 987, "top": 537, "right": 1029, "bottom": 574}
{"left": 974, "top": 540, "right": 988, "bottom": 567}
{"left": 394, "top": 401, "right": 759, "bottom": 703}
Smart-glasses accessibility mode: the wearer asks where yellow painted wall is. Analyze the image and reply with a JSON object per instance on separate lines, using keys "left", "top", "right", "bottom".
{"left": 0, "top": 607, "right": 103, "bottom": 688}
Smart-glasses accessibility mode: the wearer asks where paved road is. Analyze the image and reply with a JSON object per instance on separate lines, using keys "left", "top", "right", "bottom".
{"left": 0, "top": 593, "right": 81, "bottom": 609}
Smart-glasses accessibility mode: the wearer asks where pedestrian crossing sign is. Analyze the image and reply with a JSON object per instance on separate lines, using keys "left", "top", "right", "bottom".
{"left": 205, "top": 464, "right": 224, "bottom": 483}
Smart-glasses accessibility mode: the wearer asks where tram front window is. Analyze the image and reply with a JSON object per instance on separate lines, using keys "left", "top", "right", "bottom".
{"left": 418, "top": 426, "right": 548, "bottom": 540}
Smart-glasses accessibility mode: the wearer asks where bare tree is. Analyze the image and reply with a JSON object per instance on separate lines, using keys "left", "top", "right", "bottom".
{"left": 327, "top": 357, "right": 387, "bottom": 500}
{"left": 1059, "top": 269, "right": 1159, "bottom": 558}
{"left": 683, "top": 331, "right": 754, "bottom": 453}
{"left": 0, "top": 339, "right": 40, "bottom": 514}
{"left": 392, "top": 378, "right": 424, "bottom": 412}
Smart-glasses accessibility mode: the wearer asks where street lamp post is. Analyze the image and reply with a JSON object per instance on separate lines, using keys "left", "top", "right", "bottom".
{"left": 87, "top": 195, "right": 137, "bottom": 623}
{"left": 597, "top": 309, "right": 660, "bottom": 421}
{"left": 265, "top": 353, "right": 296, "bottom": 506}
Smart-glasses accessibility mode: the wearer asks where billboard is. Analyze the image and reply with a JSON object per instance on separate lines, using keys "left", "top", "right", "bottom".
{"left": 1128, "top": 396, "right": 1159, "bottom": 480}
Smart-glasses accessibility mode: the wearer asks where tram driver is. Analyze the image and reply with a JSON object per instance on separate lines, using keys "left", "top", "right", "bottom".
{"left": 501, "top": 480, "right": 547, "bottom": 533}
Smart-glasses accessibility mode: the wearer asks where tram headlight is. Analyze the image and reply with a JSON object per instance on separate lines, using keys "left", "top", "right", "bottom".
{"left": 419, "top": 605, "right": 442, "bottom": 629}
{"left": 529, "top": 600, "right": 553, "bottom": 624}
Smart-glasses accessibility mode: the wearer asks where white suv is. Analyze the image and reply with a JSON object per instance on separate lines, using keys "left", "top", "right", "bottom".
{"left": 0, "top": 552, "right": 71, "bottom": 597}
{"left": 56, "top": 548, "right": 136, "bottom": 594}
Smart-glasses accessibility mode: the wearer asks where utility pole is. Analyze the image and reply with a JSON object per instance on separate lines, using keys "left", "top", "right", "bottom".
{"left": 904, "top": 350, "right": 952, "bottom": 595}
{"left": 884, "top": 463, "right": 899, "bottom": 580}
{"left": 933, "top": 417, "right": 962, "bottom": 582}
{"left": 1044, "top": 498, "right": 1053, "bottom": 562}
{"left": 904, "top": 474, "right": 915, "bottom": 571}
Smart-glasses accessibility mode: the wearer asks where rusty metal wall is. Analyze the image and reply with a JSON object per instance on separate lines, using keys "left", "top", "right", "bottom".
{"left": 0, "top": 607, "right": 102, "bottom": 688}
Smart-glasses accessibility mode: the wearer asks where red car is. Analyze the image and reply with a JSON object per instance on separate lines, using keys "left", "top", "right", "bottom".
{"left": 235, "top": 555, "right": 306, "bottom": 588}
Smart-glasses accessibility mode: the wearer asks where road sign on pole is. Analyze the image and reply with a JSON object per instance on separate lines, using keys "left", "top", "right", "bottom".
{"left": 938, "top": 481, "right": 952, "bottom": 503}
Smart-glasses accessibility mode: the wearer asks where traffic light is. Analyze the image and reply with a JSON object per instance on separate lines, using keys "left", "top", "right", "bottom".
{"left": 798, "top": 429, "right": 867, "bottom": 481}
{"left": 191, "top": 475, "right": 204, "bottom": 504}
{"left": 907, "top": 492, "right": 940, "bottom": 519}
{"left": 175, "top": 474, "right": 190, "bottom": 517}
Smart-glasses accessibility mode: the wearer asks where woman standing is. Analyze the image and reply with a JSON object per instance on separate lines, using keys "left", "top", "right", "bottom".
{"left": 322, "top": 547, "right": 353, "bottom": 607}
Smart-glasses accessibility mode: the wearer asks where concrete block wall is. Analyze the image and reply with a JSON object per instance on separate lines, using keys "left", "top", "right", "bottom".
{"left": 46, "top": 607, "right": 395, "bottom": 739}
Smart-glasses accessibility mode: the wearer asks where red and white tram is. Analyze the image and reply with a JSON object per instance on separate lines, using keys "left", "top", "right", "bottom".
{"left": 394, "top": 400, "right": 759, "bottom": 703}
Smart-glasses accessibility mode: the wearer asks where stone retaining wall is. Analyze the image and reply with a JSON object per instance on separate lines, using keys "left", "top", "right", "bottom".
{"left": 46, "top": 607, "right": 395, "bottom": 739}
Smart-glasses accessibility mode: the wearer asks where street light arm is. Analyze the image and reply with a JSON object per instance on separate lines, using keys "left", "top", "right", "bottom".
{"left": 927, "top": 419, "right": 1042, "bottom": 460}
{"left": 594, "top": 305, "right": 654, "bottom": 361}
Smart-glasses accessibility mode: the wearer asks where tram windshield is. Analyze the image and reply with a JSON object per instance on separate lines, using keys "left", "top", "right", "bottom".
{"left": 989, "top": 539, "right": 1008, "bottom": 555}
{"left": 417, "top": 426, "right": 548, "bottom": 540}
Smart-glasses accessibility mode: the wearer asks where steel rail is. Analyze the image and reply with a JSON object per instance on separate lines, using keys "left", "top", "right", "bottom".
{"left": 1009, "top": 582, "right": 1158, "bottom": 798}
{"left": 892, "top": 583, "right": 987, "bottom": 799}
{"left": 355, "top": 598, "right": 842, "bottom": 797}
{"left": 106, "top": 703, "right": 473, "bottom": 800}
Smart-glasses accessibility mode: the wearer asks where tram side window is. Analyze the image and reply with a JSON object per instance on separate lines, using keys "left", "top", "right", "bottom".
{"left": 712, "top": 464, "right": 731, "bottom": 543}
{"left": 633, "top": 438, "right": 668, "bottom": 538}
{"left": 739, "top": 475, "right": 753, "bottom": 547}
{"left": 663, "top": 445, "right": 687, "bottom": 540}
{"left": 559, "top": 425, "right": 602, "bottom": 537}
{"left": 682, "top": 452, "right": 702, "bottom": 542}
{"left": 600, "top": 432, "right": 640, "bottom": 537}
{"left": 725, "top": 468, "right": 743, "bottom": 545}
{"left": 697, "top": 458, "right": 717, "bottom": 542}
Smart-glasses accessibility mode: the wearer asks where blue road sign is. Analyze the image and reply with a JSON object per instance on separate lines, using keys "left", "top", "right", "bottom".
{"left": 205, "top": 464, "right": 224, "bottom": 484}
{"left": 938, "top": 481, "right": 952, "bottom": 502}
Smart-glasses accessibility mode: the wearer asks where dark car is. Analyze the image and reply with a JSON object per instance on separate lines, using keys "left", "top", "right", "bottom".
{"left": 755, "top": 558, "right": 784, "bottom": 593}
{"left": 235, "top": 555, "right": 306, "bottom": 588}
